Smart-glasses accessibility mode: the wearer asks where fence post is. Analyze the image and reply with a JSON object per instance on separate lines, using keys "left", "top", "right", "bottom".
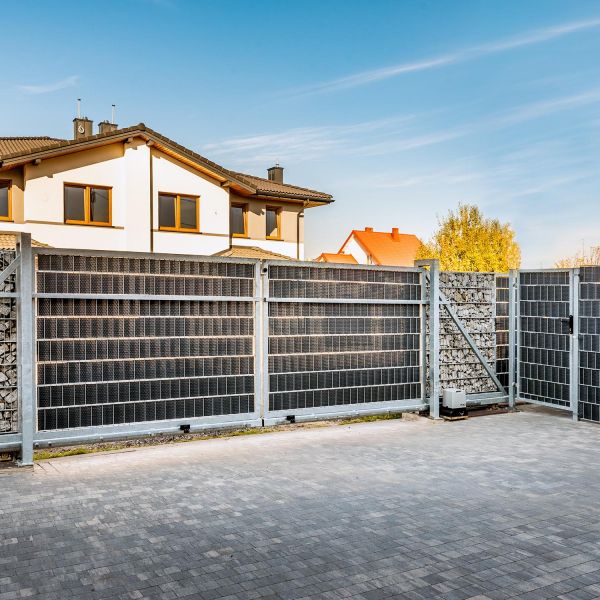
{"left": 570, "top": 268, "right": 580, "bottom": 422}
{"left": 429, "top": 260, "right": 441, "bottom": 419}
{"left": 260, "top": 262, "right": 270, "bottom": 423}
{"left": 16, "top": 233, "right": 34, "bottom": 466}
{"left": 508, "top": 269, "right": 517, "bottom": 409}
{"left": 253, "top": 261, "right": 264, "bottom": 423}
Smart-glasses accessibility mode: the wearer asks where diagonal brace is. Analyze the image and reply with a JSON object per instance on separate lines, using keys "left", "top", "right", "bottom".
{"left": 439, "top": 289, "right": 505, "bottom": 392}
{"left": 0, "top": 256, "right": 20, "bottom": 285}
{"left": 423, "top": 270, "right": 504, "bottom": 393}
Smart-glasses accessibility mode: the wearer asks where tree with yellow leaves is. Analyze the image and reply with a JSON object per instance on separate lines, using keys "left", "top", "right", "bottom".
{"left": 416, "top": 204, "right": 521, "bottom": 272}
{"left": 555, "top": 246, "right": 600, "bottom": 268}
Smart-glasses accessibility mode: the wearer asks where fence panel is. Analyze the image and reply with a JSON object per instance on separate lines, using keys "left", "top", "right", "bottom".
{"left": 495, "top": 275, "right": 509, "bottom": 391}
{"left": 579, "top": 266, "right": 600, "bottom": 422}
{"left": 264, "top": 262, "right": 426, "bottom": 421}
{"left": 438, "top": 272, "right": 498, "bottom": 396}
{"left": 35, "top": 251, "right": 260, "bottom": 437}
{"left": 0, "top": 251, "right": 17, "bottom": 435}
{"left": 518, "top": 270, "right": 572, "bottom": 408}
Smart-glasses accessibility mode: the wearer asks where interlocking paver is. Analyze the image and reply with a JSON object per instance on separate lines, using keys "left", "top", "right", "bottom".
{"left": 1, "top": 405, "right": 599, "bottom": 599}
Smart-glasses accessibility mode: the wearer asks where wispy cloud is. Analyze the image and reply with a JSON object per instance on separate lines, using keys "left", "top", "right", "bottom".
{"left": 205, "top": 86, "right": 600, "bottom": 167}
{"left": 493, "top": 88, "right": 600, "bottom": 125}
{"left": 202, "top": 116, "right": 416, "bottom": 164}
{"left": 287, "top": 17, "right": 600, "bottom": 96}
{"left": 17, "top": 75, "right": 79, "bottom": 95}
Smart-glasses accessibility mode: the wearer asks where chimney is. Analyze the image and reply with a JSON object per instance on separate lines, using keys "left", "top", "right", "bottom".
{"left": 267, "top": 163, "right": 284, "bottom": 184}
{"left": 73, "top": 117, "right": 93, "bottom": 139}
{"left": 98, "top": 120, "right": 119, "bottom": 135}
{"left": 391, "top": 227, "right": 401, "bottom": 240}
{"left": 365, "top": 227, "right": 373, "bottom": 232}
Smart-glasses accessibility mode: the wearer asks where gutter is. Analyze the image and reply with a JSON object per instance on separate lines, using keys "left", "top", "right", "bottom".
{"left": 255, "top": 190, "right": 333, "bottom": 203}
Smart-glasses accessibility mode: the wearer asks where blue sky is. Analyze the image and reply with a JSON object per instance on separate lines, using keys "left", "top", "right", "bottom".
{"left": 2, "top": 0, "right": 600, "bottom": 266}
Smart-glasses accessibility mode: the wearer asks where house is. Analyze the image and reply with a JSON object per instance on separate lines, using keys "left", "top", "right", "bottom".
{"left": 0, "top": 117, "right": 333, "bottom": 259}
{"left": 317, "top": 227, "right": 421, "bottom": 266}
{"left": 315, "top": 252, "right": 358, "bottom": 264}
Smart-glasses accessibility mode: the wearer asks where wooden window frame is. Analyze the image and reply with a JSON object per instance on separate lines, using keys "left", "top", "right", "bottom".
{"left": 231, "top": 202, "right": 248, "bottom": 238}
{"left": 0, "top": 180, "right": 12, "bottom": 222}
{"left": 158, "top": 192, "right": 200, "bottom": 233}
{"left": 265, "top": 206, "right": 282, "bottom": 240}
{"left": 64, "top": 183, "right": 112, "bottom": 227}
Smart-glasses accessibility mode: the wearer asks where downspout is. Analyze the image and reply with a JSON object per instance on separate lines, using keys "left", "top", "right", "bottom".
{"left": 297, "top": 201, "right": 308, "bottom": 260}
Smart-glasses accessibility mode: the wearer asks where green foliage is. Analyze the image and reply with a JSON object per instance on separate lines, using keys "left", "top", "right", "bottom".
{"left": 416, "top": 204, "right": 521, "bottom": 272}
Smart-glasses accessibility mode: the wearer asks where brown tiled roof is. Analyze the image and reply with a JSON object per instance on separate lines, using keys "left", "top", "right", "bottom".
{"left": 0, "top": 137, "right": 64, "bottom": 157}
{"left": 0, "top": 125, "right": 332, "bottom": 203}
{"left": 0, "top": 233, "right": 50, "bottom": 249}
{"left": 213, "top": 245, "right": 292, "bottom": 260}
{"left": 316, "top": 252, "right": 358, "bottom": 264}
{"left": 231, "top": 172, "right": 332, "bottom": 201}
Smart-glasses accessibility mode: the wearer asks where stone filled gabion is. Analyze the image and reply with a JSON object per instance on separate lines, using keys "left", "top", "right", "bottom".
{"left": 0, "top": 251, "right": 17, "bottom": 434}
{"left": 426, "top": 272, "right": 498, "bottom": 395}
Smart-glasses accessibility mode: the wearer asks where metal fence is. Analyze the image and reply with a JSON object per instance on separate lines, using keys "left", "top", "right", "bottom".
{"left": 264, "top": 262, "right": 425, "bottom": 421}
{"left": 2, "top": 234, "right": 599, "bottom": 465}
{"left": 35, "top": 252, "right": 261, "bottom": 433}
{"left": 578, "top": 266, "right": 600, "bottom": 422}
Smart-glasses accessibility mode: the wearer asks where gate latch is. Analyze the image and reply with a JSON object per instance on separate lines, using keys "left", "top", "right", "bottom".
{"left": 560, "top": 315, "right": 574, "bottom": 334}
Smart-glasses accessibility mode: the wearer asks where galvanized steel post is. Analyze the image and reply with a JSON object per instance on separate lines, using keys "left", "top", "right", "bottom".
{"left": 570, "top": 268, "right": 580, "bottom": 422}
{"left": 17, "top": 233, "right": 34, "bottom": 466}
{"left": 260, "top": 262, "right": 270, "bottom": 422}
{"left": 508, "top": 269, "right": 517, "bottom": 409}
{"left": 429, "top": 260, "right": 441, "bottom": 419}
{"left": 253, "top": 261, "right": 263, "bottom": 421}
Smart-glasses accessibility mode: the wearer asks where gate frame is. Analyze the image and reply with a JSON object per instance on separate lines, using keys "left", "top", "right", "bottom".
{"left": 261, "top": 258, "right": 430, "bottom": 424}
{"left": 515, "top": 267, "right": 580, "bottom": 420}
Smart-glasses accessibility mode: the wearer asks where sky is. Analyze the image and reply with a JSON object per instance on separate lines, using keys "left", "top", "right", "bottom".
{"left": 1, "top": 0, "right": 600, "bottom": 266}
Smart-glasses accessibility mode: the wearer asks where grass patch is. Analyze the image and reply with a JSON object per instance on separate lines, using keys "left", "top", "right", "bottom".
{"left": 32, "top": 412, "right": 412, "bottom": 462}
{"left": 35, "top": 447, "right": 95, "bottom": 460}
{"left": 338, "top": 412, "right": 404, "bottom": 426}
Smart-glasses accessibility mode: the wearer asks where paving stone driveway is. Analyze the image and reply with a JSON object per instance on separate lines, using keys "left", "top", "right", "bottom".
{"left": 1, "top": 406, "right": 600, "bottom": 600}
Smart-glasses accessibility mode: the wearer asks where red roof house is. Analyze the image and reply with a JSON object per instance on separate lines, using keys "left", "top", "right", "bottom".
{"left": 317, "top": 227, "right": 421, "bottom": 266}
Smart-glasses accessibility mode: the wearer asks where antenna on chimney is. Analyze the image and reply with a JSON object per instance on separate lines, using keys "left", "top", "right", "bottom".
{"left": 111, "top": 104, "right": 116, "bottom": 125}
{"left": 77, "top": 98, "right": 81, "bottom": 118}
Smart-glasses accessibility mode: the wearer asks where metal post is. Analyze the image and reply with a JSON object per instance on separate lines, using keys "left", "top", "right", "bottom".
{"left": 253, "top": 261, "right": 263, "bottom": 421}
{"left": 429, "top": 260, "right": 441, "bottom": 419}
{"left": 508, "top": 269, "right": 516, "bottom": 409}
{"left": 419, "top": 268, "right": 427, "bottom": 404}
{"left": 570, "top": 269, "right": 580, "bottom": 422}
{"left": 515, "top": 271, "right": 521, "bottom": 404}
{"left": 17, "top": 233, "right": 34, "bottom": 466}
{"left": 261, "top": 263, "right": 270, "bottom": 422}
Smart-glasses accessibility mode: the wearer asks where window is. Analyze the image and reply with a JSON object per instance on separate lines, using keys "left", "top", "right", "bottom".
{"left": 230, "top": 203, "right": 247, "bottom": 237}
{"left": 158, "top": 193, "right": 199, "bottom": 232}
{"left": 64, "top": 184, "right": 111, "bottom": 226}
{"left": 0, "top": 181, "right": 12, "bottom": 221}
{"left": 266, "top": 207, "right": 281, "bottom": 239}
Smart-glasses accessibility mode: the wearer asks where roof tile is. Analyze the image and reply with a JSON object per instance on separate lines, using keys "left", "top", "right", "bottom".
{"left": 342, "top": 228, "right": 421, "bottom": 266}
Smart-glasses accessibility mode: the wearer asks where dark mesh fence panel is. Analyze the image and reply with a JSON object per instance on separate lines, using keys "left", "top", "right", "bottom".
{"left": 495, "top": 275, "right": 509, "bottom": 390}
{"left": 267, "top": 264, "right": 422, "bottom": 412}
{"left": 579, "top": 266, "right": 600, "bottom": 422}
{"left": 36, "top": 254, "right": 256, "bottom": 431}
{"left": 518, "top": 271, "right": 571, "bottom": 407}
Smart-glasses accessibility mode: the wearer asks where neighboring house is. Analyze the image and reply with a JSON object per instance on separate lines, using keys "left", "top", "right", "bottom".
{"left": 315, "top": 252, "right": 358, "bottom": 264}
{"left": 0, "top": 232, "right": 48, "bottom": 249}
{"left": 317, "top": 227, "right": 421, "bottom": 266}
{"left": 0, "top": 117, "right": 333, "bottom": 259}
{"left": 214, "top": 245, "right": 292, "bottom": 260}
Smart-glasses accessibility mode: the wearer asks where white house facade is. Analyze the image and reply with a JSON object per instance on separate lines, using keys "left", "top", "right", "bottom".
{"left": 0, "top": 118, "right": 333, "bottom": 258}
